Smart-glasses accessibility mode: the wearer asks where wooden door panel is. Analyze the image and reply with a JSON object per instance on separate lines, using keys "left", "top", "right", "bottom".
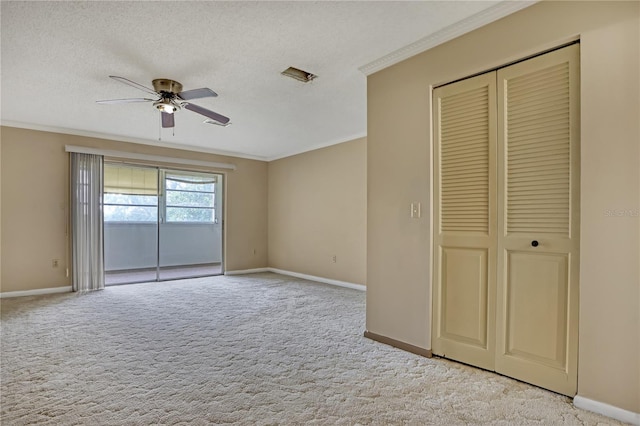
{"left": 504, "top": 251, "right": 568, "bottom": 369}
{"left": 441, "top": 247, "right": 489, "bottom": 348}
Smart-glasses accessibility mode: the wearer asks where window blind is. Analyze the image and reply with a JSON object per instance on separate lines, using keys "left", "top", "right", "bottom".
{"left": 104, "top": 164, "right": 158, "bottom": 195}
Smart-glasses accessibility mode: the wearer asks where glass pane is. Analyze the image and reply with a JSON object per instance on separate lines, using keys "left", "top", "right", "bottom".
{"left": 165, "top": 176, "right": 215, "bottom": 192}
{"left": 166, "top": 207, "right": 214, "bottom": 222}
{"left": 104, "top": 205, "right": 157, "bottom": 222}
{"left": 166, "top": 190, "right": 214, "bottom": 207}
{"left": 104, "top": 193, "right": 158, "bottom": 206}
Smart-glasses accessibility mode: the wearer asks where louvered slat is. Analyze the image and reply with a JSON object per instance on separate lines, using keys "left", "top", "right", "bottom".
{"left": 506, "top": 62, "right": 570, "bottom": 235}
{"left": 440, "top": 85, "right": 490, "bottom": 233}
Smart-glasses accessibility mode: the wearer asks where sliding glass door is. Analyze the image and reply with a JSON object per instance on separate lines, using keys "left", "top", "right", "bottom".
{"left": 158, "top": 170, "right": 223, "bottom": 281}
{"left": 104, "top": 164, "right": 159, "bottom": 284}
{"left": 103, "top": 163, "right": 223, "bottom": 285}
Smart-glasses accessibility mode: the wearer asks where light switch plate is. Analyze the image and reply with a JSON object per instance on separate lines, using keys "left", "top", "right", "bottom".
{"left": 411, "top": 202, "right": 421, "bottom": 218}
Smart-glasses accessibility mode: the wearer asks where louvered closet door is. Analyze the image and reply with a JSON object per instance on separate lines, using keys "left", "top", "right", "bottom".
{"left": 495, "top": 44, "right": 580, "bottom": 396}
{"left": 432, "top": 73, "right": 497, "bottom": 370}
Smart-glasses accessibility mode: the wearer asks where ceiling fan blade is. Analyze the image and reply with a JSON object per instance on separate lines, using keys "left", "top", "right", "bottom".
{"left": 109, "top": 75, "right": 157, "bottom": 96}
{"left": 178, "top": 88, "right": 218, "bottom": 100}
{"left": 161, "top": 112, "right": 175, "bottom": 128}
{"left": 204, "top": 119, "right": 231, "bottom": 127}
{"left": 183, "top": 103, "right": 230, "bottom": 124}
{"left": 96, "top": 98, "right": 155, "bottom": 104}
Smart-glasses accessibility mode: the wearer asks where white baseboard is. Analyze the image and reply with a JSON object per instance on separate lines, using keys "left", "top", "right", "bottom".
{"left": 224, "top": 268, "right": 269, "bottom": 276}
{"left": 267, "top": 268, "right": 366, "bottom": 292}
{"left": 574, "top": 395, "right": 640, "bottom": 425}
{"left": 1, "top": 270, "right": 364, "bottom": 297}
{"left": 0, "top": 286, "right": 72, "bottom": 299}
{"left": 224, "top": 267, "right": 366, "bottom": 291}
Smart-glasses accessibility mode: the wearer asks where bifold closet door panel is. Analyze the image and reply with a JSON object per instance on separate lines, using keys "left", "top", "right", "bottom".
{"left": 495, "top": 44, "right": 580, "bottom": 397}
{"left": 432, "top": 72, "right": 498, "bottom": 371}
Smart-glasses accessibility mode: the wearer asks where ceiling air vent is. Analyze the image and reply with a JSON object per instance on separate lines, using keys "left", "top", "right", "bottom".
{"left": 281, "top": 66, "right": 317, "bottom": 83}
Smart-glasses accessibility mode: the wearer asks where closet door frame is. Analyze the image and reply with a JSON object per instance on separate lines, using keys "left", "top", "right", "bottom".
{"left": 431, "top": 43, "right": 580, "bottom": 397}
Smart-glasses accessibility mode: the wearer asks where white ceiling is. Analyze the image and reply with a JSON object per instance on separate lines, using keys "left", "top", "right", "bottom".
{"left": 1, "top": 1, "right": 531, "bottom": 161}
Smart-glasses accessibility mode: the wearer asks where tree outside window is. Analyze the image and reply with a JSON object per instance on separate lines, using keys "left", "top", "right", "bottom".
{"left": 165, "top": 174, "right": 216, "bottom": 223}
{"left": 103, "top": 165, "right": 217, "bottom": 224}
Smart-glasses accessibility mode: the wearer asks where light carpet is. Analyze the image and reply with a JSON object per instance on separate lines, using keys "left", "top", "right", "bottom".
{"left": 1, "top": 273, "right": 620, "bottom": 425}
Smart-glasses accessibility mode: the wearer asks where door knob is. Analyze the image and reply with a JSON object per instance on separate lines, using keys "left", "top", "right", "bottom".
{"left": 531, "top": 240, "right": 539, "bottom": 247}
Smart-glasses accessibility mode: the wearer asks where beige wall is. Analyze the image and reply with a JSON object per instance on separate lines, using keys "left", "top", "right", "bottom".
{"left": 0, "top": 126, "right": 268, "bottom": 292}
{"left": 0, "top": 135, "right": 2, "bottom": 292}
{"left": 367, "top": 1, "right": 639, "bottom": 413}
{"left": 268, "top": 138, "right": 366, "bottom": 285}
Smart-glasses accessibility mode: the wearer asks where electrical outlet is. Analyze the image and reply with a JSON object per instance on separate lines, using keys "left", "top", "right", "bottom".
{"left": 332, "top": 255, "right": 337, "bottom": 263}
{"left": 52, "top": 259, "right": 59, "bottom": 268}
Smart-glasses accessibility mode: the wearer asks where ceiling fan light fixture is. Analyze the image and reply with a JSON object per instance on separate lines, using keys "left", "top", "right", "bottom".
{"left": 154, "top": 100, "right": 179, "bottom": 114}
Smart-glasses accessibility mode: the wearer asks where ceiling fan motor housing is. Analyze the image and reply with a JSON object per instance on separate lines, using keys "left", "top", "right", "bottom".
{"left": 152, "top": 79, "right": 183, "bottom": 95}
{"left": 152, "top": 79, "right": 183, "bottom": 113}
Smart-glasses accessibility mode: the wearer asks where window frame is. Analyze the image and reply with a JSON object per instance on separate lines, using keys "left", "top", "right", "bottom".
{"left": 161, "top": 170, "right": 217, "bottom": 224}
{"left": 103, "top": 164, "right": 159, "bottom": 223}
{"left": 102, "top": 163, "right": 220, "bottom": 225}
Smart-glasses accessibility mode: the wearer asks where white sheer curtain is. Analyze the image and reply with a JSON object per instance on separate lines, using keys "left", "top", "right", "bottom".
{"left": 71, "top": 153, "right": 104, "bottom": 292}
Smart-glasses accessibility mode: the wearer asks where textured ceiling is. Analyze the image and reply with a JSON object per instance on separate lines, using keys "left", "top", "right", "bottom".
{"left": 1, "top": 1, "right": 524, "bottom": 161}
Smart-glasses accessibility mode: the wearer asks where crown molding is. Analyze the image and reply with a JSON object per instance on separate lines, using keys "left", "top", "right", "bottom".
{"left": 359, "top": 1, "right": 538, "bottom": 76}
{"left": 65, "top": 145, "right": 237, "bottom": 170}
{"left": 1, "top": 120, "right": 270, "bottom": 162}
{"left": 1, "top": 120, "right": 365, "bottom": 163}
{"left": 267, "top": 132, "right": 367, "bottom": 162}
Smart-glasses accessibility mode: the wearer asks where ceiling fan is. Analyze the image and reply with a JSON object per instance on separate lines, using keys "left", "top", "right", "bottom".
{"left": 96, "top": 76, "right": 230, "bottom": 128}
